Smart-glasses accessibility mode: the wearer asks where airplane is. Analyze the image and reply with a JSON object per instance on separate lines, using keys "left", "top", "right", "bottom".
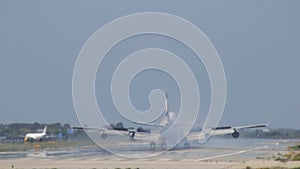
{"left": 73, "top": 93, "right": 268, "bottom": 150}
{"left": 24, "top": 126, "right": 47, "bottom": 142}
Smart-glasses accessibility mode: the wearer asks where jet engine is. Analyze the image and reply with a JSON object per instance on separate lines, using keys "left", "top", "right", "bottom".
{"left": 231, "top": 129, "right": 240, "bottom": 138}
{"left": 127, "top": 129, "right": 136, "bottom": 139}
{"left": 128, "top": 131, "right": 135, "bottom": 139}
{"left": 99, "top": 131, "right": 108, "bottom": 139}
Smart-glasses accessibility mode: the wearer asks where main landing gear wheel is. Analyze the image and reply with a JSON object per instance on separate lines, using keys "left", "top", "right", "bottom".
{"left": 161, "top": 141, "right": 167, "bottom": 150}
{"left": 184, "top": 142, "right": 190, "bottom": 149}
{"left": 232, "top": 130, "right": 240, "bottom": 138}
{"left": 129, "top": 131, "right": 135, "bottom": 140}
{"left": 150, "top": 141, "right": 156, "bottom": 151}
{"left": 100, "top": 132, "right": 108, "bottom": 139}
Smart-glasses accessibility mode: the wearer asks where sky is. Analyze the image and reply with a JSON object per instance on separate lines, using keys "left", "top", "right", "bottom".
{"left": 0, "top": 1, "right": 299, "bottom": 128}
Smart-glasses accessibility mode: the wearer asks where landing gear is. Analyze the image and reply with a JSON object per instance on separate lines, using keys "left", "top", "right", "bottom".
{"left": 161, "top": 141, "right": 167, "bottom": 150}
{"left": 184, "top": 142, "right": 190, "bottom": 149}
{"left": 150, "top": 141, "right": 156, "bottom": 151}
{"left": 129, "top": 131, "right": 135, "bottom": 140}
{"left": 150, "top": 141, "right": 167, "bottom": 151}
{"left": 100, "top": 132, "right": 108, "bottom": 139}
{"left": 232, "top": 130, "right": 240, "bottom": 138}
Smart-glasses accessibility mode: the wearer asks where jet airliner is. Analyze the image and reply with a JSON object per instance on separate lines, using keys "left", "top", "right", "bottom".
{"left": 73, "top": 93, "right": 268, "bottom": 150}
{"left": 24, "top": 126, "right": 47, "bottom": 142}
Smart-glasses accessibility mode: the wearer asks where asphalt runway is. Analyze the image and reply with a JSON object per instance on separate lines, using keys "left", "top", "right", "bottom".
{"left": 1, "top": 138, "right": 300, "bottom": 169}
{"left": 0, "top": 138, "right": 295, "bottom": 160}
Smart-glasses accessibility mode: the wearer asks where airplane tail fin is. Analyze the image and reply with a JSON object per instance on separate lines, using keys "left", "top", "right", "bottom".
{"left": 160, "top": 92, "right": 170, "bottom": 127}
{"left": 42, "top": 126, "right": 47, "bottom": 135}
{"left": 131, "top": 92, "right": 171, "bottom": 128}
{"left": 164, "top": 93, "right": 168, "bottom": 112}
{"left": 165, "top": 93, "right": 170, "bottom": 122}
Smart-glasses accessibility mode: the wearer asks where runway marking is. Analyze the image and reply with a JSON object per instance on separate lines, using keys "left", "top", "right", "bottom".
{"left": 157, "top": 158, "right": 172, "bottom": 161}
{"left": 51, "top": 145, "right": 270, "bottom": 162}
{"left": 193, "top": 145, "right": 269, "bottom": 162}
{"left": 132, "top": 158, "right": 149, "bottom": 161}
{"left": 180, "top": 159, "right": 194, "bottom": 162}
{"left": 110, "top": 158, "right": 127, "bottom": 161}
{"left": 93, "top": 158, "right": 108, "bottom": 161}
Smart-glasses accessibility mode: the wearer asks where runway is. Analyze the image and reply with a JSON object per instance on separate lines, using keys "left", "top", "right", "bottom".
{"left": 1, "top": 138, "right": 299, "bottom": 169}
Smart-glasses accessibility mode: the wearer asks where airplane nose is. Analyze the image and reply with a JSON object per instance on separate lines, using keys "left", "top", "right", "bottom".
{"left": 24, "top": 137, "right": 28, "bottom": 142}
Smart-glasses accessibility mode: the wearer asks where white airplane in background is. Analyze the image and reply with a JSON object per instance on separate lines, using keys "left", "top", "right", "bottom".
{"left": 73, "top": 93, "right": 268, "bottom": 150}
{"left": 24, "top": 126, "right": 47, "bottom": 142}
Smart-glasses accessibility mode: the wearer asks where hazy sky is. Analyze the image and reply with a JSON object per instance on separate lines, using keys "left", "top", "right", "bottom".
{"left": 0, "top": 1, "right": 299, "bottom": 128}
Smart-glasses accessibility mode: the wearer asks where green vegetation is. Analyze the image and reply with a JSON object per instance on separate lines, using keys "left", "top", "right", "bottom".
{"left": 0, "top": 140, "right": 95, "bottom": 152}
{"left": 288, "top": 144, "right": 300, "bottom": 151}
{"left": 114, "top": 168, "right": 140, "bottom": 169}
{"left": 0, "top": 122, "right": 74, "bottom": 139}
{"left": 0, "top": 143, "right": 33, "bottom": 151}
{"left": 272, "top": 143, "right": 300, "bottom": 162}
{"left": 242, "top": 128, "right": 300, "bottom": 139}
{"left": 0, "top": 122, "right": 89, "bottom": 144}
{"left": 0, "top": 122, "right": 100, "bottom": 152}
{"left": 246, "top": 167, "right": 300, "bottom": 169}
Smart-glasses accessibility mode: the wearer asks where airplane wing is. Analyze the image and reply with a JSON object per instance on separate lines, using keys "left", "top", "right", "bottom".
{"left": 186, "top": 122, "right": 268, "bottom": 141}
{"left": 72, "top": 127, "right": 105, "bottom": 131}
{"left": 73, "top": 126, "right": 160, "bottom": 141}
{"left": 232, "top": 123, "right": 268, "bottom": 130}
{"left": 212, "top": 123, "right": 268, "bottom": 135}
{"left": 130, "top": 121, "right": 165, "bottom": 127}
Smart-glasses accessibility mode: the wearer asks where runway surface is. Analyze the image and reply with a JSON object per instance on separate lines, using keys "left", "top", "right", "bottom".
{"left": 1, "top": 138, "right": 299, "bottom": 169}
